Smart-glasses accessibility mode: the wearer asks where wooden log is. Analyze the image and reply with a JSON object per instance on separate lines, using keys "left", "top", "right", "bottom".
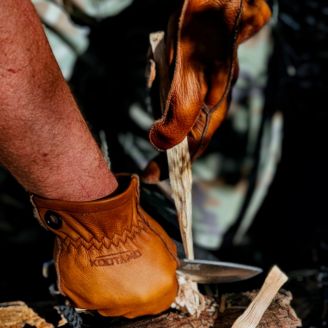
{"left": 0, "top": 290, "right": 301, "bottom": 327}
{"left": 0, "top": 301, "right": 53, "bottom": 328}
{"left": 92, "top": 290, "right": 301, "bottom": 328}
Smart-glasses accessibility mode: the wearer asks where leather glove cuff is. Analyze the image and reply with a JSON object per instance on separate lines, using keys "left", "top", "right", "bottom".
{"left": 31, "top": 174, "right": 143, "bottom": 247}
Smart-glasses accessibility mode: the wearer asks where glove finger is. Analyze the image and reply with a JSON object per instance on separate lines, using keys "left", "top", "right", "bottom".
{"left": 149, "top": 0, "right": 207, "bottom": 151}
{"left": 238, "top": 0, "right": 272, "bottom": 44}
{"left": 149, "top": 67, "right": 206, "bottom": 152}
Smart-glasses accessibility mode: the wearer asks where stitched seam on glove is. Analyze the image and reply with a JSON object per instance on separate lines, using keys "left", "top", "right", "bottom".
{"left": 137, "top": 206, "right": 179, "bottom": 264}
{"left": 60, "top": 219, "right": 148, "bottom": 250}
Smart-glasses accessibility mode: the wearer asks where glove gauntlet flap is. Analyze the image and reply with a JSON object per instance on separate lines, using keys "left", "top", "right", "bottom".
{"left": 143, "top": 0, "right": 271, "bottom": 183}
{"left": 149, "top": 0, "right": 272, "bottom": 158}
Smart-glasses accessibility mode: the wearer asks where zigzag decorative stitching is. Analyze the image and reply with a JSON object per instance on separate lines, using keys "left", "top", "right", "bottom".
{"left": 61, "top": 219, "right": 147, "bottom": 250}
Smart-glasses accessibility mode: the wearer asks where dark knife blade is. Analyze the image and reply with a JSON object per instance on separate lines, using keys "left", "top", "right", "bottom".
{"left": 178, "top": 259, "right": 262, "bottom": 284}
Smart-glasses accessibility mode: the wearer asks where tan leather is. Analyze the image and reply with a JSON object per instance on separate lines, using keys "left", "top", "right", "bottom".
{"left": 31, "top": 174, "right": 178, "bottom": 318}
{"left": 146, "top": 0, "right": 271, "bottom": 182}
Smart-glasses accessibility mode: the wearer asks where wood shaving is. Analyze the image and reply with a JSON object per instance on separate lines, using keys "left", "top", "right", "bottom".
{"left": 171, "top": 271, "right": 206, "bottom": 316}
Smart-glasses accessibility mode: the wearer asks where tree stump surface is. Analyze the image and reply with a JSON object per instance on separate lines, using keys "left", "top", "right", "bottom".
{"left": 0, "top": 290, "right": 301, "bottom": 328}
{"left": 93, "top": 290, "right": 301, "bottom": 328}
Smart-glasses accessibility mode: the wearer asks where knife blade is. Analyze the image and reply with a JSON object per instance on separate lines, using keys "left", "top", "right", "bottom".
{"left": 178, "top": 259, "right": 262, "bottom": 284}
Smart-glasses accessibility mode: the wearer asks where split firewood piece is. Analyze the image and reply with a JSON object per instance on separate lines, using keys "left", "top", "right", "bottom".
{"left": 167, "top": 137, "right": 194, "bottom": 260}
{"left": 0, "top": 301, "right": 53, "bottom": 328}
{"left": 149, "top": 31, "right": 195, "bottom": 262}
{"left": 232, "top": 266, "right": 289, "bottom": 328}
{"left": 167, "top": 133, "right": 206, "bottom": 316}
{"left": 166, "top": 135, "right": 206, "bottom": 314}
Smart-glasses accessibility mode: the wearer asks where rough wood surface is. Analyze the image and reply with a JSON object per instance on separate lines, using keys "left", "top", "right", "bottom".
{"left": 216, "top": 290, "right": 301, "bottom": 328}
{"left": 0, "top": 301, "right": 53, "bottom": 328}
{"left": 106, "top": 290, "right": 301, "bottom": 328}
{"left": 0, "top": 291, "right": 301, "bottom": 327}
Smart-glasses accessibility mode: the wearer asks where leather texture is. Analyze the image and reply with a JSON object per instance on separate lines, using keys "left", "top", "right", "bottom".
{"left": 31, "top": 174, "right": 178, "bottom": 318}
{"left": 144, "top": 0, "right": 271, "bottom": 183}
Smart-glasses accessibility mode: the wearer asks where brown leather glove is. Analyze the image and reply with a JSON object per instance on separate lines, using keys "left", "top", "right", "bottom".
{"left": 143, "top": 0, "right": 271, "bottom": 183}
{"left": 31, "top": 174, "right": 178, "bottom": 318}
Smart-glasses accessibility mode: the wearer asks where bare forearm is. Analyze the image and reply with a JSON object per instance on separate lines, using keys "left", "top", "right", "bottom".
{"left": 0, "top": 0, "right": 117, "bottom": 201}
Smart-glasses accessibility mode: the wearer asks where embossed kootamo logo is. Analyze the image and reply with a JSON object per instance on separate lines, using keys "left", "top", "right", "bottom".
{"left": 90, "top": 250, "right": 142, "bottom": 267}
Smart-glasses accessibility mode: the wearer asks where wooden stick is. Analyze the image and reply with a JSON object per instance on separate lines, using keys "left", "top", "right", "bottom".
{"left": 167, "top": 138, "right": 194, "bottom": 259}
{"left": 149, "top": 32, "right": 195, "bottom": 260}
{"left": 232, "top": 266, "right": 288, "bottom": 328}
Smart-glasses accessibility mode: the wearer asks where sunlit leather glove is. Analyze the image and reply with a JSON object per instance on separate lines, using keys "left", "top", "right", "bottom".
{"left": 31, "top": 174, "right": 178, "bottom": 318}
{"left": 143, "top": 0, "right": 271, "bottom": 183}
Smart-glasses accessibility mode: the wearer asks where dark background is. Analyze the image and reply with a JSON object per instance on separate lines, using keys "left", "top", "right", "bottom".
{"left": 1, "top": 0, "right": 328, "bottom": 326}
